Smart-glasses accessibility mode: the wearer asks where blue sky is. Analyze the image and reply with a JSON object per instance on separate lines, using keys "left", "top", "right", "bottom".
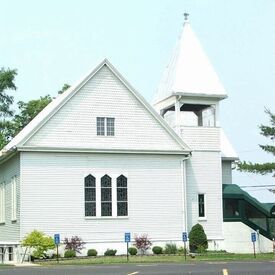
{"left": 1, "top": 0, "right": 274, "bottom": 201}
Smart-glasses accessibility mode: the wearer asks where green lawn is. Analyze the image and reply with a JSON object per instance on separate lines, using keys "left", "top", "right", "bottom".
{"left": 37, "top": 253, "right": 275, "bottom": 266}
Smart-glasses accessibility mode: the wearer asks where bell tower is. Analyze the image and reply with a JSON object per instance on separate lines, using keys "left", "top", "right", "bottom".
{"left": 154, "top": 15, "right": 238, "bottom": 249}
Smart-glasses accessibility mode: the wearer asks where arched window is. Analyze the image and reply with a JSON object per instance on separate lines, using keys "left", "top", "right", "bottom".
{"left": 117, "top": 175, "right": 128, "bottom": 216}
{"left": 84, "top": 175, "right": 96, "bottom": 216}
{"left": 101, "top": 175, "right": 112, "bottom": 216}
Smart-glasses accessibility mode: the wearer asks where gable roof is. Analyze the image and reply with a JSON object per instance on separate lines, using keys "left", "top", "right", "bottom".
{"left": 0, "top": 59, "right": 190, "bottom": 159}
{"left": 154, "top": 20, "right": 227, "bottom": 104}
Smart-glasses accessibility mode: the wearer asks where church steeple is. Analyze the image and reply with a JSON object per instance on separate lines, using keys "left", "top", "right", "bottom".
{"left": 154, "top": 16, "right": 227, "bottom": 104}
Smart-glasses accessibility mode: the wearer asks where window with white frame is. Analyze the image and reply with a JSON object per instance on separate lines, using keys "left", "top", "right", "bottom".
{"left": 96, "top": 117, "right": 115, "bottom": 136}
{"left": 84, "top": 175, "right": 96, "bottom": 217}
{"left": 84, "top": 174, "right": 128, "bottom": 218}
{"left": 101, "top": 175, "right": 112, "bottom": 216}
{"left": 11, "top": 177, "right": 17, "bottom": 221}
{"left": 0, "top": 183, "right": 5, "bottom": 223}
{"left": 198, "top": 194, "right": 205, "bottom": 218}
{"left": 117, "top": 175, "right": 128, "bottom": 216}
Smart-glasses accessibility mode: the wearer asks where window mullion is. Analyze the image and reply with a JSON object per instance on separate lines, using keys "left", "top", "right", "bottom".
{"left": 113, "top": 181, "right": 117, "bottom": 218}
{"left": 96, "top": 178, "right": 101, "bottom": 217}
{"left": 104, "top": 118, "right": 107, "bottom": 136}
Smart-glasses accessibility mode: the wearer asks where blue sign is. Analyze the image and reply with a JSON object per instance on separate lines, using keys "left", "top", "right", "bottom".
{"left": 182, "top": 232, "right": 188, "bottom": 242}
{"left": 54, "top": 234, "right": 60, "bottom": 245}
{"left": 125, "top": 232, "right": 131, "bottom": 243}
{"left": 251, "top": 232, "right": 256, "bottom": 242}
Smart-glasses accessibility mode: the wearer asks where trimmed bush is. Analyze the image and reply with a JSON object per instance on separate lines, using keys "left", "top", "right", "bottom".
{"left": 189, "top": 223, "right": 208, "bottom": 253}
{"left": 152, "top": 246, "right": 163, "bottom": 255}
{"left": 133, "top": 234, "right": 152, "bottom": 255}
{"left": 128, "top": 247, "right": 137, "bottom": 255}
{"left": 104, "top": 249, "right": 117, "bottom": 256}
{"left": 87, "top": 249, "right": 97, "bottom": 256}
{"left": 164, "top": 243, "right": 177, "bottom": 254}
{"left": 64, "top": 250, "right": 76, "bottom": 258}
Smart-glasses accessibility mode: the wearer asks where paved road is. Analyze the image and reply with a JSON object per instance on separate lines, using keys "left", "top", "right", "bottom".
{"left": 0, "top": 261, "right": 274, "bottom": 275}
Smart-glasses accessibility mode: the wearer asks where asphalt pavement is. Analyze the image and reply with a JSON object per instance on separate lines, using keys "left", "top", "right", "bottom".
{"left": 0, "top": 261, "right": 274, "bottom": 275}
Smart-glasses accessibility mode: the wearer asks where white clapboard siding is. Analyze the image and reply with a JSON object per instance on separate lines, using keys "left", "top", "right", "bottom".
{"left": 180, "top": 127, "right": 220, "bottom": 151}
{"left": 25, "top": 65, "right": 183, "bottom": 152}
{"left": 0, "top": 154, "right": 20, "bottom": 242}
{"left": 186, "top": 151, "right": 223, "bottom": 239}
{"left": 20, "top": 152, "right": 185, "bottom": 242}
{"left": 222, "top": 161, "right": 232, "bottom": 185}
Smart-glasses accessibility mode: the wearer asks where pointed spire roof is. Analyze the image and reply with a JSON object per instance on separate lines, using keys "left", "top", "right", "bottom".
{"left": 154, "top": 17, "right": 227, "bottom": 104}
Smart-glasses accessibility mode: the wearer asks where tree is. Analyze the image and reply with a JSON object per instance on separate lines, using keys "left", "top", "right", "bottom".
{"left": 0, "top": 68, "right": 17, "bottom": 148}
{"left": 238, "top": 109, "right": 275, "bottom": 177}
{"left": 189, "top": 223, "right": 208, "bottom": 252}
{"left": 133, "top": 234, "right": 152, "bottom": 255}
{"left": 11, "top": 95, "right": 52, "bottom": 136}
{"left": 63, "top": 236, "right": 85, "bottom": 254}
{"left": 58, "top": 83, "right": 70, "bottom": 94}
{"left": 21, "top": 230, "right": 55, "bottom": 258}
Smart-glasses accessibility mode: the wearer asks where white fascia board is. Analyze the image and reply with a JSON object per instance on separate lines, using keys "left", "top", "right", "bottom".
{"left": 17, "top": 146, "right": 191, "bottom": 155}
{"left": 174, "top": 92, "right": 228, "bottom": 100}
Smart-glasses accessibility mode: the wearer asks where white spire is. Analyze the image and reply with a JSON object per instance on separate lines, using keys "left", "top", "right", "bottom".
{"left": 154, "top": 17, "right": 227, "bottom": 104}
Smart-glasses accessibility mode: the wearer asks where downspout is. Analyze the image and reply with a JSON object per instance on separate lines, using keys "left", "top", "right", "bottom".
{"left": 181, "top": 154, "right": 191, "bottom": 233}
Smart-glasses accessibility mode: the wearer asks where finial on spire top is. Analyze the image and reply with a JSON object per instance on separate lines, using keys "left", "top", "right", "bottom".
{"left": 183, "top": 12, "right": 189, "bottom": 22}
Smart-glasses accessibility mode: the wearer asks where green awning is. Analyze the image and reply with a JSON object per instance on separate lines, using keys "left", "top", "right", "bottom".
{"left": 223, "top": 184, "right": 275, "bottom": 217}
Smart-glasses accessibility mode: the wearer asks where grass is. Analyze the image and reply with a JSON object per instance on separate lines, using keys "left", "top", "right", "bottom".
{"left": 37, "top": 252, "right": 275, "bottom": 266}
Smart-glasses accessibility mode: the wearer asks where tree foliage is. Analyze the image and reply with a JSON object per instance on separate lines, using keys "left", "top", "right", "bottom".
{"left": 189, "top": 223, "right": 208, "bottom": 252}
{"left": 64, "top": 236, "right": 85, "bottom": 254}
{"left": 0, "top": 75, "right": 70, "bottom": 150}
{"left": 133, "top": 234, "right": 152, "bottom": 255}
{"left": 0, "top": 68, "right": 17, "bottom": 149}
{"left": 238, "top": 109, "right": 275, "bottom": 177}
{"left": 11, "top": 95, "right": 52, "bottom": 136}
{"left": 0, "top": 68, "right": 17, "bottom": 117}
{"left": 21, "top": 230, "right": 55, "bottom": 258}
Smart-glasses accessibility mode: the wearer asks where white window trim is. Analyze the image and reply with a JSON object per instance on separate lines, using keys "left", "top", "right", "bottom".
{"left": 0, "top": 182, "right": 5, "bottom": 224}
{"left": 198, "top": 193, "right": 206, "bottom": 220}
{"left": 96, "top": 117, "right": 115, "bottom": 137}
{"left": 84, "top": 173, "right": 128, "bottom": 220}
{"left": 11, "top": 177, "right": 17, "bottom": 222}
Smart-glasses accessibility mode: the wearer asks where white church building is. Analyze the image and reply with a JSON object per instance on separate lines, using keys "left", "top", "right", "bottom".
{"left": 0, "top": 18, "right": 274, "bottom": 262}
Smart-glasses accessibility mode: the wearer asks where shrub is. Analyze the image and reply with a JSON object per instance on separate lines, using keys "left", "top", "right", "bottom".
{"left": 51, "top": 253, "right": 61, "bottom": 259}
{"left": 104, "top": 249, "right": 117, "bottom": 256}
{"left": 128, "top": 247, "right": 137, "bottom": 255}
{"left": 64, "top": 236, "right": 85, "bottom": 254}
{"left": 178, "top": 246, "right": 188, "bottom": 254}
{"left": 64, "top": 250, "right": 76, "bottom": 258}
{"left": 197, "top": 245, "right": 207, "bottom": 254}
{"left": 152, "top": 246, "right": 163, "bottom": 255}
{"left": 21, "top": 230, "right": 55, "bottom": 259}
{"left": 133, "top": 234, "right": 152, "bottom": 255}
{"left": 87, "top": 249, "right": 97, "bottom": 256}
{"left": 164, "top": 243, "right": 178, "bottom": 254}
{"left": 188, "top": 223, "right": 208, "bottom": 253}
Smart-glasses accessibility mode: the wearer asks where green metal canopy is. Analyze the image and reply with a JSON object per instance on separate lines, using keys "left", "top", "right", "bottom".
{"left": 223, "top": 184, "right": 275, "bottom": 217}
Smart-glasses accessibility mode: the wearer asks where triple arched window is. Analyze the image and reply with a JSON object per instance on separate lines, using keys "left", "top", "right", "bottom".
{"left": 84, "top": 174, "right": 128, "bottom": 217}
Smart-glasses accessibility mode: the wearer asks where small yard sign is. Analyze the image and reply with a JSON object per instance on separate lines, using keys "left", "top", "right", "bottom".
{"left": 182, "top": 232, "right": 188, "bottom": 242}
{"left": 251, "top": 232, "right": 256, "bottom": 258}
{"left": 251, "top": 232, "right": 256, "bottom": 242}
{"left": 125, "top": 232, "right": 131, "bottom": 243}
{"left": 182, "top": 232, "right": 188, "bottom": 261}
{"left": 124, "top": 232, "right": 131, "bottom": 262}
{"left": 54, "top": 234, "right": 60, "bottom": 245}
{"left": 54, "top": 234, "right": 60, "bottom": 263}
